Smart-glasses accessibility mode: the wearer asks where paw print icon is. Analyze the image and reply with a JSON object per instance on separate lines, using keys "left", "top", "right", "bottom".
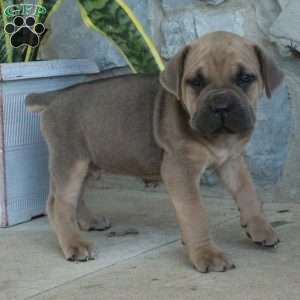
{"left": 5, "top": 16, "right": 45, "bottom": 48}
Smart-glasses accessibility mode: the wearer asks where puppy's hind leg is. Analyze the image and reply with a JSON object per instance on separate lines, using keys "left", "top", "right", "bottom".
{"left": 77, "top": 188, "right": 111, "bottom": 232}
{"left": 51, "top": 159, "right": 96, "bottom": 262}
{"left": 46, "top": 180, "right": 55, "bottom": 229}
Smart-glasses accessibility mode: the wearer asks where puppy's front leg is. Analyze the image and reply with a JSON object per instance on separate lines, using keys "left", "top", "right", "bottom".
{"left": 161, "top": 153, "right": 235, "bottom": 273}
{"left": 217, "top": 155, "right": 280, "bottom": 247}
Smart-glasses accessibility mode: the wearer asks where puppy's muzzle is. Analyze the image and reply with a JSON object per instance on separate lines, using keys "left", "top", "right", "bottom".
{"left": 191, "top": 90, "right": 256, "bottom": 137}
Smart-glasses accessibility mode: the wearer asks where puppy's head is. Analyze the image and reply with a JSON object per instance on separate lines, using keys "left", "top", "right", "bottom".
{"left": 160, "top": 31, "right": 284, "bottom": 138}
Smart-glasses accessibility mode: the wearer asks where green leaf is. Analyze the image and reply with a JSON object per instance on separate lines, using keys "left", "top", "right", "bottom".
{"left": 78, "top": 0, "right": 164, "bottom": 74}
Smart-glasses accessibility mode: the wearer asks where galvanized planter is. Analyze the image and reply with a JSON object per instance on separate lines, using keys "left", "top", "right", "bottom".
{"left": 0, "top": 59, "right": 100, "bottom": 227}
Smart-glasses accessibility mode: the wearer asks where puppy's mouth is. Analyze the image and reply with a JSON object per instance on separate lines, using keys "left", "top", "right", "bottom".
{"left": 211, "top": 126, "right": 236, "bottom": 135}
{"left": 190, "top": 103, "right": 256, "bottom": 138}
{"left": 191, "top": 120, "right": 243, "bottom": 137}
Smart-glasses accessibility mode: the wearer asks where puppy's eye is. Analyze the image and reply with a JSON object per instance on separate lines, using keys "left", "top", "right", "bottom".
{"left": 187, "top": 76, "right": 206, "bottom": 88}
{"left": 237, "top": 72, "right": 256, "bottom": 88}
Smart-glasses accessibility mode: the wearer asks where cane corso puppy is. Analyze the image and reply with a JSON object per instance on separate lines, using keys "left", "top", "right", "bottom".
{"left": 26, "top": 31, "right": 283, "bottom": 273}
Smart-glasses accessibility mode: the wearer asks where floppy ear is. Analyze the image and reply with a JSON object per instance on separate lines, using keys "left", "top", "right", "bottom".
{"left": 254, "top": 45, "right": 284, "bottom": 98}
{"left": 159, "top": 45, "right": 190, "bottom": 100}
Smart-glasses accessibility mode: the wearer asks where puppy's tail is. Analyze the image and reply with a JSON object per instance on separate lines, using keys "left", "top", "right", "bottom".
{"left": 25, "top": 91, "right": 58, "bottom": 112}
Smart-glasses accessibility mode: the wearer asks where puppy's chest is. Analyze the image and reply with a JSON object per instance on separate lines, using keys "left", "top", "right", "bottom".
{"left": 209, "top": 140, "right": 245, "bottom": 168}
{"left": 184, "top": 137, "right": 244, "bottom": 168}
{"left": 212, "top": 148, "right": 230, "bottom": 166}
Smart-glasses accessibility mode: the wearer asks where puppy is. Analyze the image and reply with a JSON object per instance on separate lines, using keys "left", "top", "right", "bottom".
{"left": 26, "top": 31, "right": 283, "bottom": 272}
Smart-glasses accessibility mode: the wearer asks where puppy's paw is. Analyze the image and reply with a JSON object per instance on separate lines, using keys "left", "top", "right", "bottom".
{"left": 243, "top": 216, "right": 280, "bottom": 247}
{"left": 62, "top": 239, "right": 96, "bottom": 262}
{"left": 190, "top": 245, "right": 235, "bottom": 273}
{"left": 78, "top": 215, "right": 111, "bottom": 232}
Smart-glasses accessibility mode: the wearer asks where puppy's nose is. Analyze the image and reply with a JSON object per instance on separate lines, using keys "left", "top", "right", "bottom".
{"left": 209, "top": 99, "right": 233, "bottom": 114}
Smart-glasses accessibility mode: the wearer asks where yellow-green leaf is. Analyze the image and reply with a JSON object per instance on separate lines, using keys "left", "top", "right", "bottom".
{"left": 78, "top": 0, "right": 164, "bottom": 74}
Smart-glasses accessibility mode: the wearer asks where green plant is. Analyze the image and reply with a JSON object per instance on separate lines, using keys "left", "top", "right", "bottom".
{"left": 0, "top": 0, "right": 164, "bottom": 73}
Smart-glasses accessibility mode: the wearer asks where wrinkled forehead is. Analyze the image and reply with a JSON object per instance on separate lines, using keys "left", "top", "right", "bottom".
{"left": 183, "top": 36, "right": 260, "bottom": 82}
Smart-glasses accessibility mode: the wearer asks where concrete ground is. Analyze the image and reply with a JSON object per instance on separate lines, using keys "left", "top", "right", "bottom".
{"left": 1, "top": 176, "right": 300, "bottom": 300}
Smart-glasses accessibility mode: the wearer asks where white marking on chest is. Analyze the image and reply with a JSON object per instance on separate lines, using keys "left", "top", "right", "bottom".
{"left": 214, "top": 148, "right": 229, "bottom": 165}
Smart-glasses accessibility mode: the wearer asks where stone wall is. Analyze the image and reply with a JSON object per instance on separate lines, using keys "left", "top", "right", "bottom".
{"left": 39, "top": 0, "right": 300, "bottom": 202}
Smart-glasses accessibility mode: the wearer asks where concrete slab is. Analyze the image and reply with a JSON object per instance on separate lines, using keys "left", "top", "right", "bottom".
{"left": 31, "top": 203, "right": 300, "bottom": 300}
{"left": 1, "top": 182, "right": 299, "bottom": 300}
{"left": 0, "top": 183, "right": 233, "bottom": 300}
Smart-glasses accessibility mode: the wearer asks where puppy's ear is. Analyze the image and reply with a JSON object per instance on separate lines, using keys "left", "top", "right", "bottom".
{"left": 159, "top": 45, "right": 190, "bottom": 100}
{"left": 254, "top": 45, "right": 284, "bottom": 98}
